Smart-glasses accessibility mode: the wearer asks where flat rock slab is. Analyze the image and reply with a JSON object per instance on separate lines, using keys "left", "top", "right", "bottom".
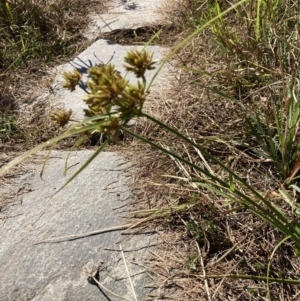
{"left": 0, "top": 151, "right": 154, "bottom": 301}
{"left": 47, "top": 41, "right": 173, "bottom": 119}
{"left": 86, "top": 0, "right": 168, "bottom": 38}
{"left": 22, "top": 0, "right": 174, "bottom": 121}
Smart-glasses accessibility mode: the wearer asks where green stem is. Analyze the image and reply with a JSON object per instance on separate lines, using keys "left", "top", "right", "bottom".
{"left": 141, "top": 112, "right": 300, "bottom": 245}
{"left": 141, "top": 112, "right": 291, "bottom": 219}
{"left": 267, "top": 236, "right": 291, "bottom": 300}
{"left": 121, "top": 126, "right": 300, "bottom": 246}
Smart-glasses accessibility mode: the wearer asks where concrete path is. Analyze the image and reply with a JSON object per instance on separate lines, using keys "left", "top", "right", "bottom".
{"left": 1, "top": 1, "right": 172, "bottom": 300}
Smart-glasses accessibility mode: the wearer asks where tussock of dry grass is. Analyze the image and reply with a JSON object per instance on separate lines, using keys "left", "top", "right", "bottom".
{"left": 0, "top": 0, "right": 109, "bottom": 72}
{"left": 126, "top": 67, "right": 300, "bottom": 300}
{"left": 0, "top": 0, "right": 109, "bottom": 151}
{"left": 119, "top": 1, "right": 300, "bottom": 299}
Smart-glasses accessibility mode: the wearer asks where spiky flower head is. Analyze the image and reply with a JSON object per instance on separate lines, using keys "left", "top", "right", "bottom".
{"left": 50, "top": 109, "right": 72, "bottom": 127}
{"left": 124, "top": 50, "right": 156, "bottom": 78}
{"left": 62, "top": 70, "right": 81, "bottom": 92}
{"left": 99, "top": 116, "right": 121, "bottom": 141}
{"left": 116, "top": 81, "right": 147, "bottom": 114}
{"left": 83, "top": 64, "right": 128, "bottom": 116}
{"left": 83, "top": 105, "right": 106, "bottom": 118}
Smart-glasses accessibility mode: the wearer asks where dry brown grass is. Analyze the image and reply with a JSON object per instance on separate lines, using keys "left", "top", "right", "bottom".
{"left": 124, "top": 60, "right": 300, "bottom": 301}
{"left": 116, "top": 1, "right": 300, "bottom": 300}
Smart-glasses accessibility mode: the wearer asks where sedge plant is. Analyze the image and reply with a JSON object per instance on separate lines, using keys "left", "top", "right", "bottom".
{"left": 1, "top": 0, "right": 300, "bottom": 291}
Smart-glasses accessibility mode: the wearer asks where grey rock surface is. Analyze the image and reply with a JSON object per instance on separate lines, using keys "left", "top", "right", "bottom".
{"left": 21, "top": 0, "right": 174, "bottom": 121}
{"left": 86, "top": 0, "right": 168, "bottom": 38}
{"left": 49, "top": 41, "right": 173, "bottom": 120}
{"left": 0, "top": 151, "right": 154, "bottom": 301}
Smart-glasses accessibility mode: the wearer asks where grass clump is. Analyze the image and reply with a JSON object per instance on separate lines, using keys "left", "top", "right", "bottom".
{"left": 205, "top": 0, "right": 300, "bottom": 186}
{"left": 0, "top": 0, "right": 107, "bottom": 147}
{"left": 0, "top": 112, "right": 17, "bottom": 140}
{"left": 0, "top": 0, "right": 95, "bottom": 72}
{"left": 171, "top": 0, "right": 300, "bottom": 185}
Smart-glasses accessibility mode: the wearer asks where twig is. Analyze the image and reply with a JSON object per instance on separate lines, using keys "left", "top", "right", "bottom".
{"left": 120, "top": 244, "right": 138, "bottom": 301}
{"left": 34, "top": 224, "right": 132, "bottom": 244}
{"left": 34, "top": 212, "right": 161, "bottom": 245}
{"left": 291, "top": 289, "right": 300, "bottom": 300}
{"left": 96, "top": 12, "right": 113, "bottom": 32}
{"left": 91, "top": 275, "right": 134, "bottom": 301}
{"left": 207, "top": 243, "right": 238, "bottom": 267}
{"left": 104, "top": 243, "right": 157, "bottom": 252}
{"left": 196, "top": 241, "right": 212, "bottom": 301}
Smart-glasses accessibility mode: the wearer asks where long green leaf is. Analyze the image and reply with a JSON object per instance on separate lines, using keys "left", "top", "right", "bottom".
{"left": 266, "top": 236, "right": 292, "bottom": 300}
{"left": 121, "top": 125, "right": 300, "bottom": 246}
{"left": 0, "top": 120, "right": 108, "bottom": 176}
{"left": 54, "top": 139, "right": 110, "bottom": 195}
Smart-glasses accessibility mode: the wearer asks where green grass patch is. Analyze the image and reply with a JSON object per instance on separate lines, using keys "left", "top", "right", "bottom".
{"left": 0, "top": 0, "right": 106, "bottom": 146}
{"left": 0, "top": 0, "right": 95, "bottom": 72}
{"left": 0, "top": 112, "right": 17, "bottom": 139}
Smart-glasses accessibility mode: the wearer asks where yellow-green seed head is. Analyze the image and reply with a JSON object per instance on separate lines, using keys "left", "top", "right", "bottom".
{"left": 124, "top": 50, "right": 156, "bottom": 78}
{"left": 50, "top": 109, "right": 72, "bottom": 127}
{"left": 62, "top": 70, "right": 81, "bottom": 92}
